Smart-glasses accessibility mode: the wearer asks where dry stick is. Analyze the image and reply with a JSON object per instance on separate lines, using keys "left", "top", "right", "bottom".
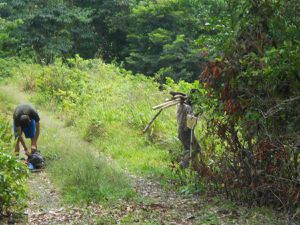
{"left": 143, "top": 108, "right": 164, "bottom": 133}
{"left": 153, "top": 99, "right": 181, "bottom": 110}
{"left": 143, "top": 99, "right": 183, "bottom": 133}
{"left": 155, "top": 95, "right": 186, "bottom": 107}
{"left": 152, "top": 99, "right": 177, "bottom": 110}
{"left": 144, "top": 93, "right": 186, "bottom": 133}
{"left": 152, "top": 99, "right": 180, "bottom": 110}
{"left": 160, "top": 100, "right": 182, "bottom": 110}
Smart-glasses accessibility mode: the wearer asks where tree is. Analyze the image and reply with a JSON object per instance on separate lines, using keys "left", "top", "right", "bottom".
{"left": 71, "top": 0, "right": 131, "bottom": 61}
{"left": 124, "top": 0, "right": 225, "bottom": 82}
{"left": 1, "top": 0, "right": 95, "bottom": 63}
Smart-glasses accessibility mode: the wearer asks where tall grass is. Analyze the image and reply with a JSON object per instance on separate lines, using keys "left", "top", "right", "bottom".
{"left": 41, "top": 116, "right": 134, "bottom": 204}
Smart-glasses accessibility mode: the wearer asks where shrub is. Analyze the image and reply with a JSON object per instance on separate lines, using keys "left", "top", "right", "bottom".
{"left": 0, "top": 114, "right": 28, "bottom": 216}
{"left": 0, "top": 58, "right": 19, "bottom": 81}
{"left": 194, "top": 0, "right": 300, "bottom": 209}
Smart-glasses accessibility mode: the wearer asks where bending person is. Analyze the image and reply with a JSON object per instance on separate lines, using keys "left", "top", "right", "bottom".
{"left": 13, "top": 104, "right": 40, "bottom": 157}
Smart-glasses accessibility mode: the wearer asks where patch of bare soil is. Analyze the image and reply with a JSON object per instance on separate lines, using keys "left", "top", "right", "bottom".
{"left": 25, "top": 172, "right": 105, "bottom": 225}
{"left": 130, "top": 175, "right": 200, "bottom": 224}
{"left": 13, "top": 171, "right": 201, "bottom": 225}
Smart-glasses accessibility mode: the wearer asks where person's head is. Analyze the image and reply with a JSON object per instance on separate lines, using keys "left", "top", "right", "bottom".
{"left": 20, "top": 115, "right": 31, "bottom": 128}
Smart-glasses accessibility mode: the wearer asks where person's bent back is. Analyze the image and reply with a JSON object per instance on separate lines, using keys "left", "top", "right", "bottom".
{"left": 13, "top": 104, "right": 40, "bottom": 157}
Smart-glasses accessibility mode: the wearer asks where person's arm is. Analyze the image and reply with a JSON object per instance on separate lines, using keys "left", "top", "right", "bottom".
{"left": 32, "top": 122, "right": 40, "bottom": 150}
{"left": 15, "top": 127, "right": 28, "bottom": 154}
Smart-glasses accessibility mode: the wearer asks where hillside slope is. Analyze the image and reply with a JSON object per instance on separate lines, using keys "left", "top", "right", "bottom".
{"left": 0, "top": 58, "right": 290, "bottom": 224}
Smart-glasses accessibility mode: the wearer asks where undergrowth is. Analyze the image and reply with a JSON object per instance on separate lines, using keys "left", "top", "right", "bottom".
{"left": 0, "top": 103, "right": 28, "bottom": 217}
{"left": 41, "top": 117, "right": 135, "bottom": 204}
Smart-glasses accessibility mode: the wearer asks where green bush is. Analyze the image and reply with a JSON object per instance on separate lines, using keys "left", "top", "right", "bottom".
{"left": 0, "top": 152, "right": 28, "bottom": 215}
{"left": 0, "top": 114, "right": 28, "bottom": 215}
{"left": 0, "top": 58, "right": 19, "bottom": 81}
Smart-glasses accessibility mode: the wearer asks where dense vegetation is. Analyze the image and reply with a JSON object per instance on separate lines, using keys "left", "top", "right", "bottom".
{"left": 0, "top": 0, "right": 299, "bottom": 218}
{"left": 192, "top": 0, "right": 300, "bottom": 209}
{"left": 0, "top": 112, "right": 28, "bottom": 216}
{"left": 16, "top": 57, "right": 184, "bottom": 178}
{"left": 0, "top": 0, "right": 225, "bottom": 82}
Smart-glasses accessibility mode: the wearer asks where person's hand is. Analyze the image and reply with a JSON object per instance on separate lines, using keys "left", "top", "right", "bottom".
{"left": 31, "top": 145, "right": 37, "bottom": 153}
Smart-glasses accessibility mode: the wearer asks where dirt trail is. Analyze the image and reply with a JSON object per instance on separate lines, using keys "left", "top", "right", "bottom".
{"left": 26, "top": 172, "right": 93, "bottom": 224}
{"left": 129, "top": 174, "right": 201, "bottom": 224}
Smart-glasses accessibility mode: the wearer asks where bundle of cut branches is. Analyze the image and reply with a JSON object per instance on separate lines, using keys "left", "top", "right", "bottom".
{"left": 143, "top": 91, "right": 187, "bottom": 133}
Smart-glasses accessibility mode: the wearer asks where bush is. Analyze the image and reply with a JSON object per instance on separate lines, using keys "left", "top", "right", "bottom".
{"left": 194, "top": 0, "right": 300, "bottom": 209}
{"left": 0, "top": 114, "right": 28, "bottom": 216}
{"left": 0, "top": 152, "right": 28, "bottom": 215}
{"left": 0, "top": 58, "right": 19, "bottom": 81}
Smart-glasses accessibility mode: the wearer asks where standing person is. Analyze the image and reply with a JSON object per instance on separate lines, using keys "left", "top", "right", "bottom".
{"left": 13, "top": 104, "right": 40, "bottom": 157}
{"left": 176, "top": 96, "right": 201, "bottom": 168}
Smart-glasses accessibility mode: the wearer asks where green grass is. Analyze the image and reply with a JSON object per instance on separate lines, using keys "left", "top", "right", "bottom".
{"left": 41, "top": 114, "right": 135, "bottom": 204}
{"left": 93, "top": 126, "right": 173, "bottom": 177}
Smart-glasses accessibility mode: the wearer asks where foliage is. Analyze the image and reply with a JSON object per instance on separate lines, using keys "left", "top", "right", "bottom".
{"left": 0, "top": 58, "right": 19, "bottom": 81}
{"left": 194, "top": 0, "right": 300, "bottom": 209}
{"left": 124, "top": 0, "right": 224, "bottom": 82}
{"left": 1, "top": 0, "right": 95, "bottom": 63}
{"left": 0, "top": 0, "right": 225, "bottom": 82}
{"left": 0, "top": 56, "right": 293, "bottom": 223}
{"left": 0, "top": 113, "right": 28, "bottom": 215}
{"left": 14, "top": 57, "right": 180, "bottom": 179}
{"left": 1, "top": 0, "right": 299, "bottom": 214}
{"left": 71, "top": 0, "right": 131, "bottom": 61}
{"left": 0, "top": 12, "right": 21, "bottom": 57}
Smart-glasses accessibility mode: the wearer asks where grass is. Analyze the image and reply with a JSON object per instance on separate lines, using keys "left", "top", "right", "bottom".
{"left": 41, "top": 113, "right": 135, "bottom": 204}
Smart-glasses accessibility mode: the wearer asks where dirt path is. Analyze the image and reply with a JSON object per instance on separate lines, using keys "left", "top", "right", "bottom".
{"left": 129, "top": 174, "right": 201, "bottom": 224}
{"left": 25, "top": 172, "right": 107, "bottom": 225}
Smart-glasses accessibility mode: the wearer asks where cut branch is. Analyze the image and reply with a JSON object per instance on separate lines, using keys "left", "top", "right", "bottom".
{"left": 143, "top": 108, "right": 164, "bottom": 133}
{"left": 152, "top": 99, "right": 182, "bottom": 110}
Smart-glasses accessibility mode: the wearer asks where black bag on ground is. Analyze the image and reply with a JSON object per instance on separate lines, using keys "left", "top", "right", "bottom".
{"left": 28, "top": 151, "right": 45, "bottom": 169}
